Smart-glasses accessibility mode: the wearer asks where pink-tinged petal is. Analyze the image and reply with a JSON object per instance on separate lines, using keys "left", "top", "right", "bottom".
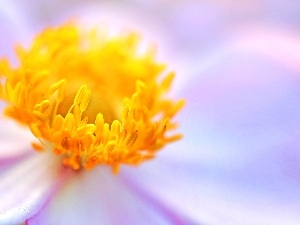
{"left": 232, "top": 26, "right": 300, "bottom": 74}
{"left": 166, "top": 30, "right": 300, "bottom": 163}
{"left": 0, "top": 117, "right": 37, "bottom": 160}
{"left": 121, "top": 31, "right": 300, "bottom": 225}
{"left": 27, "top": 167, "right": 192, "bottom": 225}
{"left": 0, "top": 152, "right": 70, "bottom": 225}
{"left": 122, "top": 159, "right": 300, "bottom": 225}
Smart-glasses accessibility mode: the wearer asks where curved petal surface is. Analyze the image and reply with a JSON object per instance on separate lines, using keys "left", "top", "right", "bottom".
{"left": 121, "top": 29, "right": 300, "bottom": 225}
{"left": 0, "top": 117, "right": 37, "bottom": 160}
{"left": 0, "top": 152, "right": 69, "bottom": 225}
{"left": 27, "top": 167, "right": 191, "bottom": 225}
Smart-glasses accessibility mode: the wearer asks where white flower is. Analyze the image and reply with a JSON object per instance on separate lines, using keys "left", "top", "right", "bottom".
{"left": 1, "top": 1, "right": 300, "bottom": 225}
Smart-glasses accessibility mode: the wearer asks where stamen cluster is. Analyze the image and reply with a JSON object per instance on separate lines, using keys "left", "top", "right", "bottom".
{"left": 0, "top": 23, "right": 184, "bottom": 173}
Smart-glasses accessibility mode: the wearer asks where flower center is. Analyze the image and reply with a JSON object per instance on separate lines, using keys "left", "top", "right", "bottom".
{"left": 0, "top": 23, "right": 184, "bottom": 173}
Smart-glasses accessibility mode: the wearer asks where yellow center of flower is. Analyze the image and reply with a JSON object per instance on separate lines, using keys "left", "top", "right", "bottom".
{"left": 0, "top": 23, "right": 184, "bottom": 173}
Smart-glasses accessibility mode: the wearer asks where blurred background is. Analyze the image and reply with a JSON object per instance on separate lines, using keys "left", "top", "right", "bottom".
{"left": 1, "top": 0, "right": 300, "bottom": 86}
{"left": 2, "top": 0, "right": 300, "bottom": 61}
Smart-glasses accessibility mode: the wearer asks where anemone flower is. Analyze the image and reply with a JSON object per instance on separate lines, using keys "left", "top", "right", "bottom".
{"left": 0, "top": 10, "right": 187, "bottom": 225}
{"left": 1, "top": 1, "right": 300, "bottom": 225}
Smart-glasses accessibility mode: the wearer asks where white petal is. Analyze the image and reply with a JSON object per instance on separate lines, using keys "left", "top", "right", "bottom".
{"left": 0, "top": 3, "right": 33, "bottom": 160}
{"left": 166, "top": 30, "right": 300, "bottom": 165}
{"left": 122, "top": 158, "right": 300, "bottom": 225}
{"left": 0, "top": 117, "right": 38, "bottom": 159}
{"left": 27, "top": 167, "right": 191, "bottom": 225}
{"left": 121, "top": 31, "right": 300, "bottom": 225}
{"left": 0, "top": 152, "right": 70, "bottom": 225}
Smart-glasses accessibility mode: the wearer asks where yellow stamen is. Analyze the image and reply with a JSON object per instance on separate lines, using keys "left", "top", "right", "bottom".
{"left": 0, "top": 23, "right": 184, "bottom": 172}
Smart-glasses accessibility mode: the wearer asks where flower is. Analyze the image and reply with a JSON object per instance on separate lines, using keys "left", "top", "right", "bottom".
{"left": 0, "top": 22, "right": 184, "bottom": 173}
{"left": 0, "top": 12, "right": 185, "bottom": 225}
{"left": 1, "top": 1, "right": 300, "bottom": 225}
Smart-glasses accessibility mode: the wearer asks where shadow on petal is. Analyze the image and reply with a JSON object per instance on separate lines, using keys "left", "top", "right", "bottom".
{"left": 0, "top": 152, "right": 70, "bottom": 225}
{"left": 27, "top": 166, "right": 196, "bottom": 225}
